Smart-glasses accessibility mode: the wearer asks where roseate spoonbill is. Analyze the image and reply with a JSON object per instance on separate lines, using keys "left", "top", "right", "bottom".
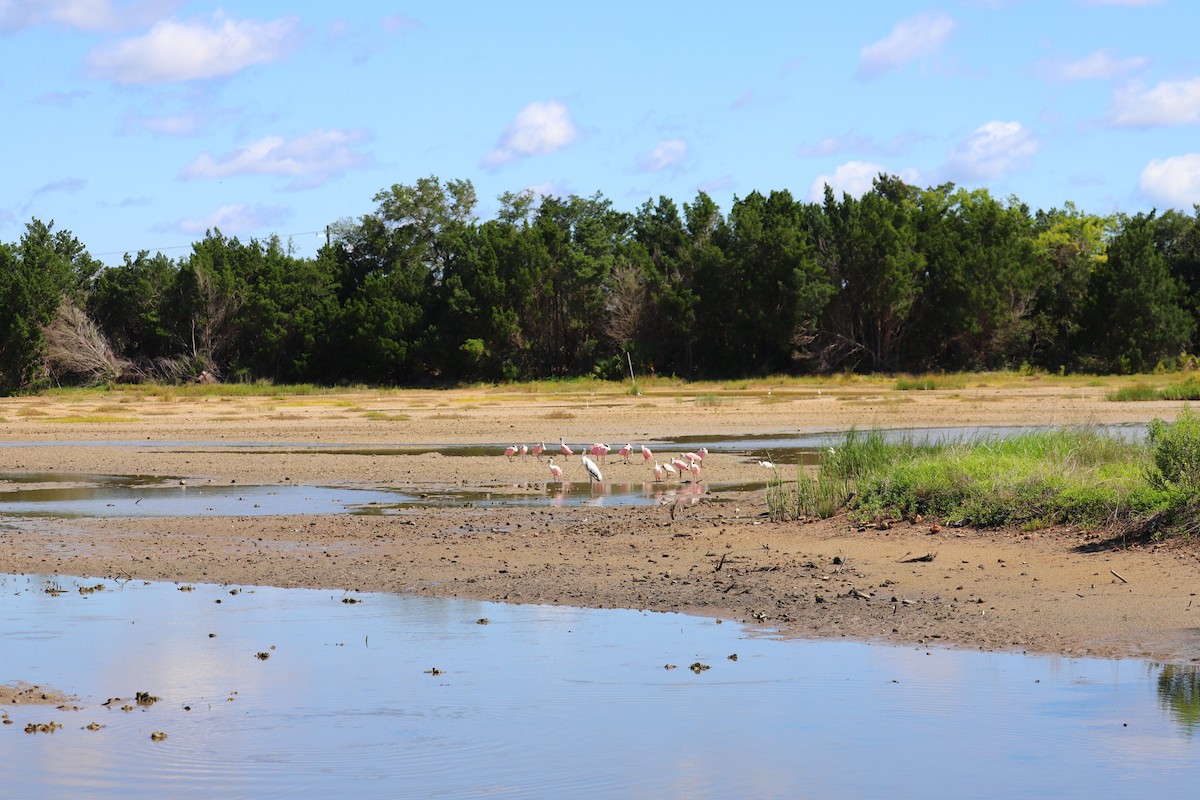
{"left": 532, "top": 441, "right": 545, "bottom": 460}
{"left": 590, "top": 443, "right": 611, "bottom": 463}
{"left": 653, "top": 462, "right": 664, "bottom": 482}
{"left": 548, "top": 458, "right": 564, "bottom": 479}
{"left": 504, "top": 445, "right": 518, "bottom": 461}
{"left": 641, "top": 444, "right": 653, "bottom": 464}
{"left": 662, "top": 460, "right": 677, "bottom": 480}
{"left": 688, "top": 460, "right": 702, "bottom": 479}
{"left": 559, "top": 437, "right": 573, "bottom": 456}
{"left": 671, "top": 457, "right": 691, "bottom": 476}
{"left": 697, "top": 447, "right": 709, "bottom": 460}
{"left": 519, "top": 444, "right": 528, "bottom": 458}
{"left": 618, "top": 443, "right": 633, "bottom": 464}
{"left": 582, "top": 454, "right": 603, "bottom": 483}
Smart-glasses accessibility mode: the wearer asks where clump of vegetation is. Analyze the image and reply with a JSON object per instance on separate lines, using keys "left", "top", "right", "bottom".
{"left": 1108, "top": 380, "right": 1200, "bottom": 402}
{"left": 893, "top": 374, "right": 967, "bottom": 391}
{"left": 769, "top": 426, "right": 1199, "bottom": 537}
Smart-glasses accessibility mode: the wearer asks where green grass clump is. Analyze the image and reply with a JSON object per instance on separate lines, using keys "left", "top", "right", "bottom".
{"left": 770, "top": 426, "right": 1185, "bottom": 534}
{"left": 893, "top": 374, "right": 967, "bottom": 391}
{"left": 850, "top": 428, "right": 1157, "bottom": 529}
{"left": 1108, "top": 379, "right": 1200, "bottom": 402}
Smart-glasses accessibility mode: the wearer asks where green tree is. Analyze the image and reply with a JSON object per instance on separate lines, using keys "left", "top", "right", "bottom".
{"left": 694, "top": 190, "right": 833, "bottom": 376}
{"left": 87, "top": 250, "right": 178, "bottom": 364}
{"left": 1079, "top": 211, "right": 1193, "bottom": 372}
{"left": 816, "top": 175, "right": 925, "bottom": 371}
{"left": 0, "top": 220, "right": 101, "bottom": 391}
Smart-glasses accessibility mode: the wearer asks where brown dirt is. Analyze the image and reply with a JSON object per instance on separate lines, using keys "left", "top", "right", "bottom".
{"left": 2, "top": 381, "right": 1199, "bottom": 668}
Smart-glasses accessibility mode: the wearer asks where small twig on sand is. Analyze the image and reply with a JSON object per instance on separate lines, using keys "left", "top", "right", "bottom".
{"left": 1111, "top": 569, "right": 1128, "bottom": 584}
{"left": 899, "top": 551, "right": 938, "bottom": 563}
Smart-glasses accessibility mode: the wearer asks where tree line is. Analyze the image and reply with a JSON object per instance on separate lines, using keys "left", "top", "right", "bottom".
{"left": 2, "top": 173, "right": 1199, "bottom": 392}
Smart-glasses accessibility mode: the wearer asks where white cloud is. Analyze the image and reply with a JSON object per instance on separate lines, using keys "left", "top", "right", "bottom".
{"left": 0, "top": 0, "right": 179, "bottom": 33}
{"left": 483, "top": 101, "right": 579, "bottom": 168}
{"left": 945, "top": 120, "right": 1039, "bottom": 181}
{"left": 808, "top": 161, "right": 920, "bottom": 202}
{"left": 637, "top": 138, "right": 687, "bottom": 172}
{"left": 87, "top": 11, "right": 301, "bottom": 84}
{"left": 1108, "top": 78, "right": 1200, "bottom": 127}
{"left": 1038, "top": 49, "right": 1150, "bottom": 81}
{"left": 1139, "top": 154, "right": 1200, "bottom": 207}
{"left": 176, "top": 203, "right": 292, "bottom": 236}
{"left": 858, "top": 11, "right": 955, "bottom": 78}
{"left": 180, "top": 129, "right": 371, "bottom": 189}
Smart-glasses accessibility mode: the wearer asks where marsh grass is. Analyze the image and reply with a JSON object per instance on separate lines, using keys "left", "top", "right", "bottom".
{"left": 364, "top": 411, "right": 411, "bottom": 421}
{"left": 894, "top": 374, "right": 968, "bottom": 391}
{"left": 1108, "top": 380, "right": 1200, "bottom": 402}
{"left": 846, "top": 427, "right": 1165, "bottom": 529}
{"left": 769, "top": 426, "right": 1179, "bottom": 533}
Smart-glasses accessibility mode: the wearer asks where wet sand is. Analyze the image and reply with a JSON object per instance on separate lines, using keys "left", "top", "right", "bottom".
{"left": 2, "top": 380, "right": 1199, "bottom": 684}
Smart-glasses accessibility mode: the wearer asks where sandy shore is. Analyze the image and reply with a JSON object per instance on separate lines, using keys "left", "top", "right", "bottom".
{"left": 2, "top": 380, "right": 1199, "bottom": 675}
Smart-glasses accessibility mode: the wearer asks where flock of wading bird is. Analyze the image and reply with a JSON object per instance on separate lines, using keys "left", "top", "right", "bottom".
{"left": 502, "top": 439, "right": 710, "bottom": 485}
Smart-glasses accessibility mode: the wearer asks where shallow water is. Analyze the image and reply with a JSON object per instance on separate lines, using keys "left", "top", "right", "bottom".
{"left": 2, "top": 574, "right": 1197, "bottom": 799}
{"left": 0, "top": 472, "right": 732, "bottom": 517}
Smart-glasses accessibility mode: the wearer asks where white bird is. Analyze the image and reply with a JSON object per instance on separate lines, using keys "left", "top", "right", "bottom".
{"left": 653, "top": 462, "right": 664, "bottom": 482}
{"left": 581, "top": 454, "right": 603, "bottom": 483}
{"left": 662, "top": 460, "right": 678, "bottom": 480}
{"left": 757, "top": 460, "right": 775, "bottom": 469}
{"left": 559, "top": 437, "right": 573, "bottom": 456}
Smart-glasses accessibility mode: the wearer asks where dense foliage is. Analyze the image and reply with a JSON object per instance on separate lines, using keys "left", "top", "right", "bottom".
{"left": 4, "top": 174, "right": 1200, "bottom": 391}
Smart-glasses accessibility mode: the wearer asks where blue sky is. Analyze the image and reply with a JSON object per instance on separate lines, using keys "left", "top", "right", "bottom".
{"left": 2, "top": 0, "right": 1198, "bottom": 265}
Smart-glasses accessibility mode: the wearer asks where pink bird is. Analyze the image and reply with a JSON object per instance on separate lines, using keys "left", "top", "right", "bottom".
{"left": 683, "top": 451, "right": 700, "bottom": 463}
{"left": 641, "top": 444, "right": 653, "bottom": 464}
{"left": 559, "top": 437, "right": 573, "bottom": 456}
{"left": 618, "top": 443, "right": 633, "bottom": 464}
{"left": 696, "top": 447, "right": 709, "bottom": 460}
{"left": 671, "top": 457, "right": 691, "bottom": 477}
{"left": 653, "top": 462, "right": 664, "bottom": 482}
{"left": 532, "top": 441, "right": 545, "bottom": 460}
{"left": 547, "top": 458, "right": 564, "bottom": 479}
{"left": 589, "top": 443, "right": 610, "bottom": 463}
{"left": 688, "top": 460, "right": 702, "bottom": 480}
{"left": 519, "top": 444, "right": 529, "bottom": 459}
{"left": 504, "top": 445, "right": 518, "bottom": 461}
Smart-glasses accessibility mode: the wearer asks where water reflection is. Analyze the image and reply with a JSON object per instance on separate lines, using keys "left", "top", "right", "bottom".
{"left": 1157, "top": 664, "right": 1200, "bottom": 734}
{"left": 2, "top": 574, "right": 1198, "bottom": 799}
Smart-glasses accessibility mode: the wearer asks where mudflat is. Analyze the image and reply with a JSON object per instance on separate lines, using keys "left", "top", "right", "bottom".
{"left": 1, "top": 379, "right": 1198, "bottom": 675}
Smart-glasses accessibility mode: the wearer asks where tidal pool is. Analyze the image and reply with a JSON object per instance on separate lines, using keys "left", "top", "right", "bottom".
{"left": 0, "top": 473, "right": 728, "bottom": 516}
{"left": 2, "top": 574, "right": 1197, "bottom": 799}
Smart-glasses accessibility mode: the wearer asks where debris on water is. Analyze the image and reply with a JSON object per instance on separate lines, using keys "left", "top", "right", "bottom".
{"left": 664, "top": 664, "right": 677, "bottom": 670}
{"left": 24, "top": 721, "right": 62, "bottom": 734}
{"left": 424, "top": 667, "right": 443, "bottom": 676}
{"left": 689, "top": 662, "right": 710, "bottom": 674}
{"left": 476, "top": 617, "right": 489, "bottom": 625}
{"left": 255, "top": 651, "right": 270, "bottom": 660}
{"left": 727, "top": 653, "right": 738, "bottom": 661}
{"left": 136, "top": 691, "right": 159, "bottom": 706}
{"left": 150, "top": 731, "right": 168, "bottom": 742}
{"left": 84, "top": 722, "right": 104, "bottom": 731}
